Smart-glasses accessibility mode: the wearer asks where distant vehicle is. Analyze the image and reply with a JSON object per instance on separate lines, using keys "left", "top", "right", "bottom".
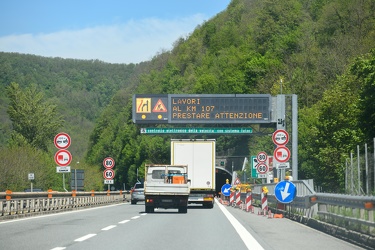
{"left": 130, "top": 182, "right": 144, "bottom": 204}
{"left": 171, "top": 139, "right": 216, "bottom": 208}
{"left": 144, "top": 164, "right": 190, "bottom": 213}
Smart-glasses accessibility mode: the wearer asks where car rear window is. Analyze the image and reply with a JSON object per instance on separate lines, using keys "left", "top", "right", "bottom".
{"left": 134, "top": 183, "right": 144, "bottom": 189}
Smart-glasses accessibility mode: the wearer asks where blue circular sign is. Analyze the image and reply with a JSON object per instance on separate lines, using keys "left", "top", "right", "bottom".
{"left": 274, "top": 181, "right": 297, "bottom": 203}
{"left": 221, "top": 184, "right": 231, "bottom": 196}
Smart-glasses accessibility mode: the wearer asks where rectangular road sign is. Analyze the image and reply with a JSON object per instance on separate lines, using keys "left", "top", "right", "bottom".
{"left": 140, "top": 127, "right": 253, "bottom": 134}
{"left": 133, "top": 94, "right": 271, "bottom": 124}
{"left": 104, "top": 180, "right": 114, "bottom": 184}
{"left": 56, "top": 166, "right": 71, "bottom": 173}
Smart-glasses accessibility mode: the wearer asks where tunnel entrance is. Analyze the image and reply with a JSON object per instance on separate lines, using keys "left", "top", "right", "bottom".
{"left": 215, "top": 167, "right": 232, "bottom": 196}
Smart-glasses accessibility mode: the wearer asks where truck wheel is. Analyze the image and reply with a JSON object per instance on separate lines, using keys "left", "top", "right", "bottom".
{"left": 178, "top": 206, "right": 187, "bottom": 213}
{"left": 145, "top": 206, "right": 154, "bottom": 213}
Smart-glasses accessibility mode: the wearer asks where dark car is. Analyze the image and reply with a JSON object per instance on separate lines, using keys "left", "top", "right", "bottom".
{"left": 130, "top": 182, "right": 144, "bottom": 204}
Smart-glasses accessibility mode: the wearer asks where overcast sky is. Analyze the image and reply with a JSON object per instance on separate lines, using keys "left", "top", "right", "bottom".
{"left": 0, "top": 0, "right": 231, "bottom": 64}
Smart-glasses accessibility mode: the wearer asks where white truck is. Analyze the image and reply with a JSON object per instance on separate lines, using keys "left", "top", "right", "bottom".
{"left": 144, "top": 164, "right": 190, "bottom": 213}
{"left": 171, "top": 139, "right": 216, "bottom": 208}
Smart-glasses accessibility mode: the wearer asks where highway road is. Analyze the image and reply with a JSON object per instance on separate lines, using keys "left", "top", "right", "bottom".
{"left": 0, "top": 199, "right": 365, "bottom": 250}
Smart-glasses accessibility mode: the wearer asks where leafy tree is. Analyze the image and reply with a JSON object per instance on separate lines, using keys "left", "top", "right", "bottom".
{"left": 0, "top": 145, "right": 60, "bottom": 191}
{"left": 6, "top": 82, "right": 63, "bottom": 151}
{"left": 299, "top": 65, "right": 364, "bottom": 192}
{"left": 353, "top": 50, "right": 375, "bottom": 141}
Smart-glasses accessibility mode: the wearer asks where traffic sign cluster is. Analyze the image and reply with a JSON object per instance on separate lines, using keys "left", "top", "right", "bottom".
{"left": 103, "top": 157, "right": 115, "bottom": 184}
{"left": 54, "top": 133, "right": 72, "bottom": 173}
{"left": 272, "top": 130, "right": 290, "bottom": 164}
{"left": 256, "top": 151, "right": 269, "bottom": 175}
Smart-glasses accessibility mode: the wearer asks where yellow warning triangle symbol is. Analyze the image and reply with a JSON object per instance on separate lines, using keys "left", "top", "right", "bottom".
{"left": 153, "top": 99, "right": 167, "bottom": 112}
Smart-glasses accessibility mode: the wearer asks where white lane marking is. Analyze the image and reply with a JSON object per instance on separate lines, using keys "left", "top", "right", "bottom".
{"left": 74, "top": 234, "right": 96, "bottom": 242}
{"left": 102, "top": 225, "right": 116, "bottom": 231}
{"left": 131, "top": 216, "right": 140, "bottom": 219}
{"left": 119, "top": 219, "right": 130, "bottom": 224}
{"left": 141, "top": 213, "right": 147, "bottom": 216}
{"left": 51, "top": 248, "right": 66, "bottom": 250}
{"left": 215, "top": 200, "right": 264, "bottom": 250}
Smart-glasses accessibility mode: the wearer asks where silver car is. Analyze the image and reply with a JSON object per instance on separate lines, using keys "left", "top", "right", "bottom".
{"left": 130, "top": 182, "right": 144, "bottom": 204}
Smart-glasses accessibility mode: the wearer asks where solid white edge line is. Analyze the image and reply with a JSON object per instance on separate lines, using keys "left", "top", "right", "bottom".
{"left": 74, "top": 233, "right": 96, "bottom": 242}
{"left": 102, "top": 225, "right": 117, "bottom": 231}
{"left": 215, "top": 199, "right": 264, "bottom": 250}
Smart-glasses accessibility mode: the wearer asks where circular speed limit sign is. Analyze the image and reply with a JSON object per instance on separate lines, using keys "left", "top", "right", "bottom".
{"left": 103, "top": 169, "right": 115, "bottom": 180}
{"left": 257, "top": 151, "right": 268, "bottom": 163}
{"left": 257, "top": 163, "right": 269, "bottom": 174}
{"left": 103, "top": 157, "right": 115, "bottom": 169}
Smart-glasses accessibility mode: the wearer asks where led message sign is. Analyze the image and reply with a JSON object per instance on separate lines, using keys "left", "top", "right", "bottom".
{"left": 132, "top": 94, "right": 271, "bottom": 124}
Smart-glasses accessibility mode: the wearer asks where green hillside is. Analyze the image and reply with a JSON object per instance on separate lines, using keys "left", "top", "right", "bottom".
{"left": 1, "top": 0, "right": 374, "bottom": 192}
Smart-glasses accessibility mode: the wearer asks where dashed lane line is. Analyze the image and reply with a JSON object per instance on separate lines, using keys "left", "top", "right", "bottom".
{"left": 51, "top": 212, "right": 147, "bottom": 249}
{"left": 102, "top": 225, "right": 117, "bottom": 231}
{"left": 74, "top": 233, "right": 97, "bottom": 242}
{"left": 119, "top": 219, "right": 130, "bottom": 224}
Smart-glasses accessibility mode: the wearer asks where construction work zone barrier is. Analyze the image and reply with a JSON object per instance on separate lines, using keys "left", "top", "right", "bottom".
{"left": 224, "top": 190, "right": 276, "bottom": 218}
{"left": 245, "top": 192, "right": 254, "bottom": 212}
{"left": 219, "top": 193, "right": 229, "bottom": 205}
{"left": 261, "top": 192, "right": 268, "bottom": 211}
{"left": 235, "top": 190, "right": 241, "bottom": 208}
{"left": 229, "top": 191, "right": 234, "bottom": 206}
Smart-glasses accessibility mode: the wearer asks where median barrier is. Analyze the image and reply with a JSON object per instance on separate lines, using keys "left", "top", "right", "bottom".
{"left": 0, "top": 191, "right": 127, "bottom": 219}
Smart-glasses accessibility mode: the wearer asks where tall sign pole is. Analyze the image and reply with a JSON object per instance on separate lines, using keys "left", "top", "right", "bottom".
{"left": 292, "top": 94, "right": 298, "bottom": 180}
{"left": 275, "top": 95, "right": 286, "bottom": 181}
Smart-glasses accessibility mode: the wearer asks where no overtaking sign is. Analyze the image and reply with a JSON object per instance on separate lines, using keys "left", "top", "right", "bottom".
{"left": 272, "top": 129, "right": 289, "bottom": 146}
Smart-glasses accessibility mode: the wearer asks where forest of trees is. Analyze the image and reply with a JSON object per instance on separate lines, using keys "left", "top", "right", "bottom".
{"left": 0, "top": 0, "right": 374, "bottom": 193}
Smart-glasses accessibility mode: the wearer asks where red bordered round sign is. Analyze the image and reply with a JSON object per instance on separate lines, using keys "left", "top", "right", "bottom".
{"left": 54, "top": 149, "right": 72, "bottom": 167}
{"left": 103, "top": 169, "right": 115, "bottom": 180}
{"left": 273, "top": 146, "right": 290, "bottom": 163}
{"left": 54, "top": 132, "right": 71, "bottom": 149}
{"left": 256, "top": 151, "right": 268, "bottom": 163}
{"left": 103, "top": 157, "right": 115, "bottom": 169}
{"left": 272, "top": 129, "right": 289, "bottom": 146}
{"left": 257, "top": 163, "right": 269, "bottom": 174}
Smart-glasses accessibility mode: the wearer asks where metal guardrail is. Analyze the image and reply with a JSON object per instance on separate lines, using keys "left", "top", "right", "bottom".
{"left": 250, "top": 181, "right": 375, "bottom": 237}
{"left": 0, "top": 191, "right": 127, "bottom": 218}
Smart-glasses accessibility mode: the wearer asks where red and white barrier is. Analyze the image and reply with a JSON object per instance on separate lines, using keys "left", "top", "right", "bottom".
{"left": 261, "top": 192, "right": 268, "bottom": 211}
{"left": 245, "top": 192, "right": 253, "bottom": 212}
{"left": 235, "top": 190, "right": 241, "bottom": 207}
{"left": 229, "top": 191, "right": 234, "bottom": 206}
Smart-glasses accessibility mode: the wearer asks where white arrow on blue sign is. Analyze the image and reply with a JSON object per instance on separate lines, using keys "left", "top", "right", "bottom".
{"left": 221, "top": 184, "right": 231, "bottom": 197}
{"left": 274, "top": 181, "right": 297, "bottom": 203}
